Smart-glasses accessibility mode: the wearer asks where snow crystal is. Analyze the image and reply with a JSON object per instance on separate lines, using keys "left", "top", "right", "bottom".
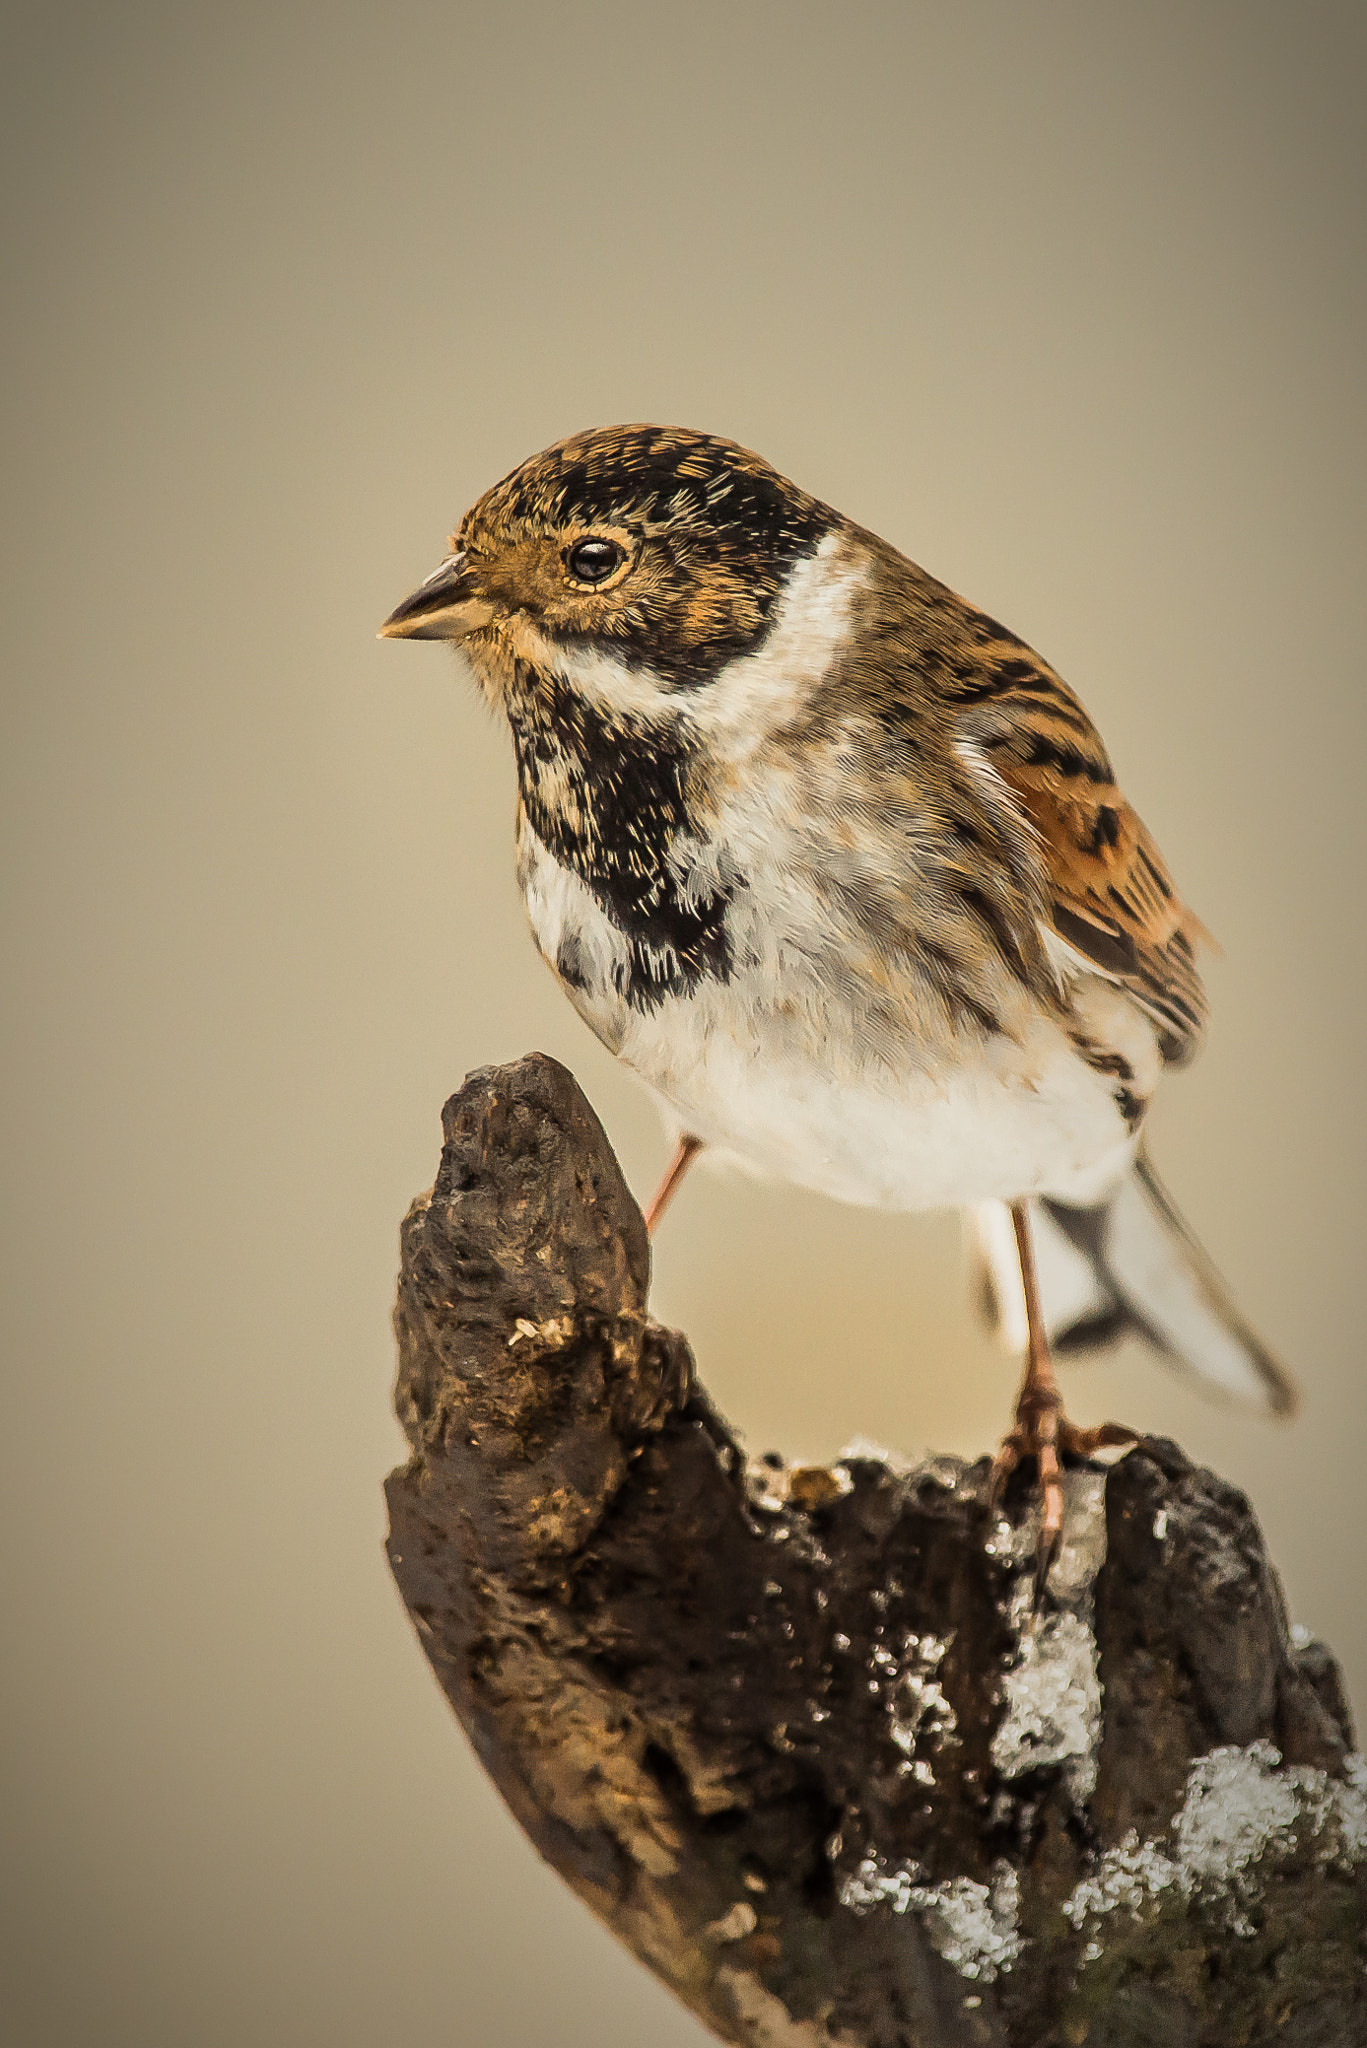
{"left": 992, "top": 1608, "right": 1101, "bottom": 1804}
{"left": 839, "top": 1853, "right": 1021, "bottom": 1981}
{"left": 991, "top": 1470, "right": 1106, "bottom": 1806}
{"left": 1063, "top": 1742, "right": 1367, "bottom": 1951}
{"left": 887, "top": 1630, "right": 957, "bottom": 1782}
{"left": 1063, "top": 1834, "right": 1180, "bottom": 1927}
{"left": 922, "top": 1865, "right": 1022, "bottom": 1981}
{"left": 983, "top": 1514, "right": 1035, "bottom": 1567}
{"left": 840, "top": 1850, "right": 924, "bottom": 1916}
{"left": 1047, "top": 1470, "right": 1108, "bottom": 1604}
{"left": 1176, "top": 1740, "right": 1308, "bottom": 1882}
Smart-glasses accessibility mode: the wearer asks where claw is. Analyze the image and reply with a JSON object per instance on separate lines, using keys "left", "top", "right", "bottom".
{"left": 989, "top": 1203, "right": 1136, "bottom": 1608}
{"left": 986, "top": 1435, "right": 1019, "bottom": 1514}
{"left": 989, "top": 1416, "right": 1137, "bottom": 1603}
{"left": 1034, "top": 1445, "right": 1064, "bottom": 1608}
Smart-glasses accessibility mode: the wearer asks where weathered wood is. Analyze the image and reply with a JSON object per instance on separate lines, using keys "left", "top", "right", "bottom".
{"left": 385, "top": 1054, "right": 1366, "bottom": 2046}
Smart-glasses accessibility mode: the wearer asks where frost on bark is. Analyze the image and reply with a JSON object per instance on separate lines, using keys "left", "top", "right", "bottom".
{"left": 385, "top": 1054, "right": 1366, "bottom": 2047}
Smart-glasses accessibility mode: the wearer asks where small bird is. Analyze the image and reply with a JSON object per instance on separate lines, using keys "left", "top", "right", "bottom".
{"left": 381, "top": 424, "right": 1294, "bottom": 1559}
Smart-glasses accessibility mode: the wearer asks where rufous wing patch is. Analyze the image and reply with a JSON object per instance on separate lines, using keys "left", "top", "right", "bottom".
{"left": 947, "top": 634, "right": 1210, "bottom": 1065}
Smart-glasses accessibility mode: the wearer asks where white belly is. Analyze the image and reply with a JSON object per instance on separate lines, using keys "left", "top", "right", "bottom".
{"left": 623, "top": 993, "right": 1139, "bottom": 1211}
{"left": 518, "top": 819, "right": 1147, "bottom": 1213}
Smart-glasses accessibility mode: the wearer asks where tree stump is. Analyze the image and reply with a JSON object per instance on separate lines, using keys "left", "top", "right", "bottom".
{"left": 385, "top": 1054, "right": 1366, "bottom": 2047}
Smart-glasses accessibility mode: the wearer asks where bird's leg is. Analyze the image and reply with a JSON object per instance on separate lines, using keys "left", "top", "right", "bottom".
{"left": 989, "top": 1200, "right": 1134, "bottom": 1595}
{"left": 989, "top": 1202, "right": 1065, "bottom": 1566}
{"left": 643, "top": 1135, "right": 704, "bottom": 1236}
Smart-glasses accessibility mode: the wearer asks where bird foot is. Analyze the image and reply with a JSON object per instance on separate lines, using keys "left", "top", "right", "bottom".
{"left": 988, "top": 1407, "right": 1136, "bottom": 1602}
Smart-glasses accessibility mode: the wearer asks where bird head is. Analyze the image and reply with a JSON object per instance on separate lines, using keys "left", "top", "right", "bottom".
{"left": 379, "top": 425, "right": 846, "bottom": 717}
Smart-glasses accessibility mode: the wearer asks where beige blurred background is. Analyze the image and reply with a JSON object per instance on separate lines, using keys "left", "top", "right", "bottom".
{"left": 3, "top": 3, "right": 1364, "bottom": 2042}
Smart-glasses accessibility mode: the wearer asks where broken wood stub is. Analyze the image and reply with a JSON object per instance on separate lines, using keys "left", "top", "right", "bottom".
{"left": 385, "top": 1053, "right": 1366, "bottom": 2047}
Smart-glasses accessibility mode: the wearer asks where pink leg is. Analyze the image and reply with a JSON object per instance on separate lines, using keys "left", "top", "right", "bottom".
{"left": 643, "top": 1135, "right": 704, "bottom": 1236}
{"left": 989, "top": 1201, "right": 1134, "bottom": 1592}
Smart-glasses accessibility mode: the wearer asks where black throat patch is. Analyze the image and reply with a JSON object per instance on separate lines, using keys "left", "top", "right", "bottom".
{"left": 510, "top": 661, "right": 739, "bottom": 1010}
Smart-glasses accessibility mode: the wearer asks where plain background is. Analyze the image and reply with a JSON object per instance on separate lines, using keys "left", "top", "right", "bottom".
{"left": 3, "top": 4, "right": 1364, "bottom": 2043}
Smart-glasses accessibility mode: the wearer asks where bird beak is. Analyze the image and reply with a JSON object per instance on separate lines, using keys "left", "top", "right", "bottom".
{"left": 378, "top": 552, "right": 496, "bottom": 641}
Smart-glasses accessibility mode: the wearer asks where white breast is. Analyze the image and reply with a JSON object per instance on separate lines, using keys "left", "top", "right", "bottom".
{"left": 519, "top": 819, "right": 1146, "bottom": 1212}
{"left": 511, "top": 532, "right": 1155, "bottom": 1215}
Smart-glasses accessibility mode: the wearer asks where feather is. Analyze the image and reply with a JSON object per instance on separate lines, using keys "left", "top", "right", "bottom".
{"left": 941, "top": 619, "right": 1210, "bottom": 1064}
{"left": 967, "top": 1154, "right": 1297, "bottom": 1415}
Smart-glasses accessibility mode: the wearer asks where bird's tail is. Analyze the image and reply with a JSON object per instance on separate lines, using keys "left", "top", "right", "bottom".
{"left": 967, "top": 1150, "right": 1297, "bottom": 1416}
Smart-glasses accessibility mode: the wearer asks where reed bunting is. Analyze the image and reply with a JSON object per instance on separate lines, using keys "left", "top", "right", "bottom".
{"left": 382, "top": 425, "right": 1294, "bottom": 1564}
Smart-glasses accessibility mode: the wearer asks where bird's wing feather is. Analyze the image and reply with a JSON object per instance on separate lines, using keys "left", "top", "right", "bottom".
{"left": 940, "top": 608, "right": 1210, "bottom": 1064}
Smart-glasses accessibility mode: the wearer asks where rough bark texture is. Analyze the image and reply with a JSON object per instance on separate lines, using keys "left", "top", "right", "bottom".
{"left": 385, "top": 1054, "right": 1367, "bottom": 2047}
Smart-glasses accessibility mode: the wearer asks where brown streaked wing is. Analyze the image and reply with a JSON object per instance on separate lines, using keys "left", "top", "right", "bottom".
{"left": 945, "top": 622, "right": 1210, "bottom": 1066}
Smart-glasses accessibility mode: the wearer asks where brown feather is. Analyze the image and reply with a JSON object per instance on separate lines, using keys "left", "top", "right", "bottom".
{"left": 946, "top": 616, "right": 1210, "bottom": 1065}
{"left": 827, "top": 533, "right": 1210, "bottom": 1065}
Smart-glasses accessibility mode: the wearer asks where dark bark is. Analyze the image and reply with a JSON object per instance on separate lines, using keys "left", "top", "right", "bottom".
{"left": 385, "top": 1054, "right": 1366, "bottom": 2047}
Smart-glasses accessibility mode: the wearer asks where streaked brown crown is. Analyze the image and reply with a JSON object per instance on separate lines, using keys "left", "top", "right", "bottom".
{"left": 453, "top": 424, "right": 836, "bottom": 687}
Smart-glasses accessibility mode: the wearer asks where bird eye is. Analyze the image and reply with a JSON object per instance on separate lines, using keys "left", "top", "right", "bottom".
{"left": 565, "top": 537, "right": 625, "bottom": 586}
